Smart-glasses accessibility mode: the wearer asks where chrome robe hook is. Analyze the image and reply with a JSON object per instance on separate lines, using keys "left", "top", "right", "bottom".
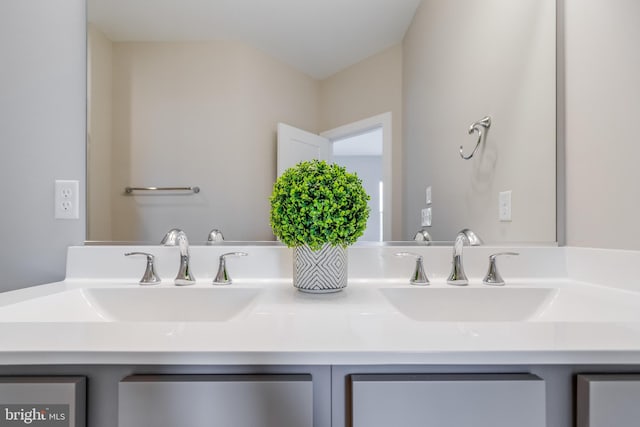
{"left": 460, "top": 116, "right": 491, "bottom": 160}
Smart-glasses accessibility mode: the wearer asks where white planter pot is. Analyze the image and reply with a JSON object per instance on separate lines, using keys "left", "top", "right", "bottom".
{"left": 293, "top": 244, "right": 347, "bottom": 293}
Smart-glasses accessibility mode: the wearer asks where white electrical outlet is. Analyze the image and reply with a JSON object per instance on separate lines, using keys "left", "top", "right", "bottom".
{"left": 55, "top": 180, "right": 79, "bottom": 219}
{"left": 421, "top": 207, "right": 432, "bottom": 227}
{"left": 425, "top": 186, "right": 432, "bottom": 205}
{"left": 499, "top": 190, "right": 512, "bottom": 222}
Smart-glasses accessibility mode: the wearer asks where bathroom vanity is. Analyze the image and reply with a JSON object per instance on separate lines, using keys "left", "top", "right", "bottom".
{"left": 1, "top": 244, "right": 640, "bottom": 427}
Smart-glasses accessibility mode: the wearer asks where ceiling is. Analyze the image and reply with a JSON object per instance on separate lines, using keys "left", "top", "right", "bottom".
{"left": 87, "top": 0, "right": 422, "bottom": 79}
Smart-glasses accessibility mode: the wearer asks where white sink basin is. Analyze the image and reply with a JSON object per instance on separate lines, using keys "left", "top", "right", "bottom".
{"left": 0, "top": 287, "right": 260, "bottom": 322}
{"left": 380, "top": 287, "right": 556, "bottom": 322}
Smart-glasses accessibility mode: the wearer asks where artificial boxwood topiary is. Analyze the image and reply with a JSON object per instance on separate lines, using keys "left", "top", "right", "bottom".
{"left": 270, "top": 160, "right": 370, "bottom": 250}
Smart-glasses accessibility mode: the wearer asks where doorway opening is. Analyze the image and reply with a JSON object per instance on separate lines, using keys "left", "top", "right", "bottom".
{"left": 321, "top": 112, "right": 392, "bottom": 241}
{"left": 277, "top": 112, "right": 392, "bottom": 241}
{"left": 332, "top": 128, "right": 384, "bottom": 242}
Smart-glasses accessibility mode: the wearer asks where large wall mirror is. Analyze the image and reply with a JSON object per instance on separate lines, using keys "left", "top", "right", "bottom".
{"left": 87, "top": 0, "right": 556, "bottom": 244}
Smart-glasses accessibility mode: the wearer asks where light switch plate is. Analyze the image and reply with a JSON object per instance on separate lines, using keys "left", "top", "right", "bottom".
{"left": 499, "top": 190, "right": 512, "bottom": 222}
{"left": 421, "top": 207, "right": 432, "bottom": 226}
{"left": 425, "top": 186, "right": 432, "bottom": 205}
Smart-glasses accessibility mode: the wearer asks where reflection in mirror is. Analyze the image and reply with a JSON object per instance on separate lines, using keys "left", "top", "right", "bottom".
{"left": 87, "top": 0, "right": 556, "bottom": 244}
{"left": 333, "top": 129, "right": 384, "bottom": 242}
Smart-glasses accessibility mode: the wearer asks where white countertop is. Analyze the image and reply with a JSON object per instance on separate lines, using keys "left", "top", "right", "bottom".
{"left": 1, "top": 245, "right": 640, "bottom": 365}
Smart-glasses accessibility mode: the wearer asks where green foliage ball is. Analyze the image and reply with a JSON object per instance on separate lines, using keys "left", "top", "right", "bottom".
{"left": 270, "top": 160, "right": 370, "bottom": 250}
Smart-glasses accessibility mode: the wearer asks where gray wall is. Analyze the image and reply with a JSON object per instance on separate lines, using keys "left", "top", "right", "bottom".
{"left": 0, "top": 0, "right": 86, "bottom": 291}
{"left": 90, "top": 38, "right": 319, "bottom": 242}
{"left": 564, "top": 0, "right": 640, "bottom": 250}
{"left": 402, "top": 0, "right": 557, "bottom": 243}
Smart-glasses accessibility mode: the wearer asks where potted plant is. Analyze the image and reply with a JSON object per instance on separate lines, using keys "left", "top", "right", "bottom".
{"left": 270, "top": 159, "right": 370, "bottom": 293}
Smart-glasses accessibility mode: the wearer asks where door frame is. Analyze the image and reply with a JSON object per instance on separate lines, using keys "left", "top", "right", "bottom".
{"left": 320, "top": 112, "right": 392, "bottom": 241}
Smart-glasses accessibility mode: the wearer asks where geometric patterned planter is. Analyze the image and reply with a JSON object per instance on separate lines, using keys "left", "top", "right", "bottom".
{"left": 294, "top": 244, "right": 347, "bottom": 293}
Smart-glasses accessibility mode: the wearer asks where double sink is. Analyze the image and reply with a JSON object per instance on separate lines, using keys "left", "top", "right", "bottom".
{"left": 0, "top": 280, "right": 637, "bottom": 323}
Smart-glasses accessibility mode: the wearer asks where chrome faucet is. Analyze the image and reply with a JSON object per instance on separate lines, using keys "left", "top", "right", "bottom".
{"left": 124, "top": 252, "right": 161, "bottom": 285}
{"left": 213, "top": 252, "right": 248, "bottom": 285}
{"left": 161, "top": 228, "right": 196, "bottom": 286}
{"left": 413, "top": 227, "right": 432, "bottom": 243}
{"left": 457, "top": 228, "right": 483, "bottom": 246}
{"left": 395, "top": 252, "right": 429, "bottom": 285}
{"left": 446, "top": 229, "right": 482, "bottom": 286}
{"left": 483, "top": 252, "right": 519, "bottom": 286}
{"left": 447, "top": 233, "right": 469, "bottom": 286}
{"left": 206, "top": 228, "right": 225, "bottom": 244}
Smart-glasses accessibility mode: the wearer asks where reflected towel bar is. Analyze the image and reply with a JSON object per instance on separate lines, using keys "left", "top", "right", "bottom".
{"left": 125, "top": 186, "right": 200, "bottom": 194}
{"left": 460, "top": 116, "right": 491, "bottom": 160}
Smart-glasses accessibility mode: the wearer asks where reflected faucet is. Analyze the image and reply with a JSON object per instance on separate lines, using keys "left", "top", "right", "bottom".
{"left": 457, "top": 228, "right": 483, "bottom": 246}
{"left": 161, "top": 228, "right": 196, "bottom": 286}
{"left": 413, "top": 227, "right": 432, "bottom": 243}
{"left": 207, "top": 228, "right": 225, "bottom": 244}
{"left": 446, "top": 229, "right": 482, "bottom": 286}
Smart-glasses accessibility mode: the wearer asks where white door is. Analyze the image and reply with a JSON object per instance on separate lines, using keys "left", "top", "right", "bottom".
{"left": 277, "top": 123, "right": 331, "bottom": 176}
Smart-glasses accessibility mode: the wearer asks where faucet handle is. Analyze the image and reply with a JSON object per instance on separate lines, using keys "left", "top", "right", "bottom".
{"left": 483, "top": 252, "right": 519, "bottom": 286}
{"left": 395, "top": 252, "right": 429, "bottom": 285}
{"left": 124, "top": 252, "right": 161, "bottom": 285}
{"left": 213, "top": 252, "right": 248, "bottom": 285}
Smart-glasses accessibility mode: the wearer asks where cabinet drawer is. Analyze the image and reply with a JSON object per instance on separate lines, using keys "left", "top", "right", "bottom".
{"left": 577, "top": 374, "right": 640, "bottom": 427}
{"left": 350, "top": 373, "right": 545, "bottom": 427}
{"left": 119, "top": 374, "right": 312, "bottom": 427}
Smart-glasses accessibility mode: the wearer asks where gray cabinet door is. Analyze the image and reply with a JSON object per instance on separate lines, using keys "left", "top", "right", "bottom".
{"left": 119, "top": 374, "right": 313, "bottom": 427}
{"left": 350, "top": 373, "right": 545, "bottom": 427}
{"left": 577, "top": 374, "right": 640, "bottom": 427}
{"left": 0, "top": 376, "right": 86, "bottom": 427}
